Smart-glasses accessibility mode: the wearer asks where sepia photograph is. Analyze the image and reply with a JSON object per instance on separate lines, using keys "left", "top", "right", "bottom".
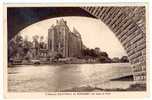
{"left": 4, "top": 3, "right": 149, "bottom": 98}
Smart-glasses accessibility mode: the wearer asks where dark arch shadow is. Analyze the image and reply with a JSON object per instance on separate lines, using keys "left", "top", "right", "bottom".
{"left": 7, "top": 7, "right": 96, "bottom": 40}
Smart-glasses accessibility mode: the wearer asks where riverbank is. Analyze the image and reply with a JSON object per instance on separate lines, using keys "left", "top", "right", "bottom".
{"left": 8, "top": 62, "right": 130, "bottom": 67}
{"left": 8, "top": 57, "right": 129, "bottom": 66}
{"left": 61, "top": 83, "right": 146, "bottom": 92}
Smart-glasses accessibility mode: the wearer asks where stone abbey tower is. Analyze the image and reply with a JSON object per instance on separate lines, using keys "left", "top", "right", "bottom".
{"left": 48, "top": 18, "right": 83, "bottom": 58}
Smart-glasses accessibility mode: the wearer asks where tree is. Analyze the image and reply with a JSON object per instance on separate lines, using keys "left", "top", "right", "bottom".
{"left": 8, "top": 39, "right": 17, "bottom": 59}
{"left": 120, "top": 56, "right": 129, "bottom": 63}
{"left": 40, "top": 36, "right": 44, "bottom": 42}
{"left": 82, "top": 48, "right": 110, "bottom": 61}
{"left": 23, "top": 36, "right": 29, "bottom": 56}
{"left": 99, "top": 52, "right": 108, "bottom": 58}
{"left": 112, "top": 57, "right": 120, "bottom": 63}
{"left": 8, "top": 34, "right": 24, "bottom": 60}
{"left": 22, "top": 36, "right": 33, "bottom": 59}
{"left": 54, "top": 53, "right": 63, "bottom": 60}
{"left": 91, "top": 49, "right": 98, "bottom": 57}
{"left": 39, "top": 36, "right": 45, "bottom": 49}
{"left": 32, "top": 35, "right": 39, "bottom": 57}
{"left": 14, "top": 34, "right": 24, "bottom": 59}
{"left": 15, "top": 34, "right": 23, "bottom": 43}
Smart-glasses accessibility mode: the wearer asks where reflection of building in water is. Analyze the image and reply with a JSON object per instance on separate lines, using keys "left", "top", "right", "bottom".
{"left": 48, "top": 18, "right": 83, "bottom": 58}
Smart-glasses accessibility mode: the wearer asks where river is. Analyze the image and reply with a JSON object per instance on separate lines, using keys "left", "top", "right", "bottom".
{"left": 8, "top": 63, "right": 134, "bottom": 92}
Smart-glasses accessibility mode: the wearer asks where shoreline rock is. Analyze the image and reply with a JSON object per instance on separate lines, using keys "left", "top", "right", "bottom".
{"left": 110, "top": 75, "right": 134, "bottom": 81}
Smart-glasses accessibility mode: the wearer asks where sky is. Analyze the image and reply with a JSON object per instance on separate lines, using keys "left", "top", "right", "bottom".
{"left": 20, "top": 16, "right": 127, "bottom": 58}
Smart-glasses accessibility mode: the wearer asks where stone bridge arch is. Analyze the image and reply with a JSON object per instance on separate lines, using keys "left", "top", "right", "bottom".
{"left": 82, "top": 6, "right": 146, "bottom": 83}
{"left": 7, "top": 6, "right": 146, "bottom": 83}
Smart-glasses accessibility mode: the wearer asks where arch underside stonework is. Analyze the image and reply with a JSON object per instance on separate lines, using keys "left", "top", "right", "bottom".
{"left": 82, "top": 7, "right": 146, "bottom": 83}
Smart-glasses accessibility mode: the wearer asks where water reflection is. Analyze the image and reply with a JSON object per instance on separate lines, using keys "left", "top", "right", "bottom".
{"left": 8, "top": 63, "right": 133, "bottom": 92}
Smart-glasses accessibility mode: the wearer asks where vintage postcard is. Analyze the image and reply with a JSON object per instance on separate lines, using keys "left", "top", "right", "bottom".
{"left": 3, "top": 3, "right": 149, "bottom": 98}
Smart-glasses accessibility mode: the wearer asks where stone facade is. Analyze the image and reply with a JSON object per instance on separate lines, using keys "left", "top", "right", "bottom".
{"left": 48, "top": 19, "right": 82, "bottom": 58}
{"left": 82, "top": 6, "right": 146, "bottom": 83}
